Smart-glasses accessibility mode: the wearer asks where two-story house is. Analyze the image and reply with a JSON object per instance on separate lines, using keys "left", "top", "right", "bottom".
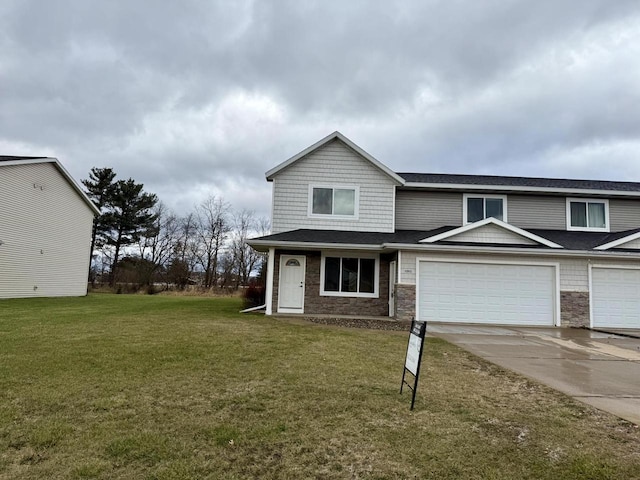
{"left": 248, "top": 132, "right": 640, "bottom": 329}
{"left": 0, "top": 156, "right": 98, "bottom": 298}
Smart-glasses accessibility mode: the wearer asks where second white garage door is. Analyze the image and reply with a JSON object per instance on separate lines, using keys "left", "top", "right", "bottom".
{"left": 417, "top": 260, "right": 557, "bottom": 326}
{"left": 591, "top": 267, "right": 640, "bottom": 329}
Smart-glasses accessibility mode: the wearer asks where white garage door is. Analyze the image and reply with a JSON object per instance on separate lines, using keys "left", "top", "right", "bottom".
{"left": 591, "top": 267, "right": 640, "bottom": 329}
{"left": 418, "top": 261, "right": 556, "bottom": 326}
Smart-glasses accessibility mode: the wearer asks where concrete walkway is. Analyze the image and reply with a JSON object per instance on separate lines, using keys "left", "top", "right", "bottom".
{"left": 428, "top": 324, "right": 640, "bottom": 425}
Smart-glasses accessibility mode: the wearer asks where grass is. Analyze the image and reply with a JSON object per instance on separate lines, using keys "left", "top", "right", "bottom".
{"left": 0, "top": 294, "right": 638, "bottom": 479}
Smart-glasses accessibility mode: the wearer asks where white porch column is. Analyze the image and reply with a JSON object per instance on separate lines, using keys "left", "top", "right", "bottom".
{"left": 265, "top": 247, "right": 275, "bottom": 315}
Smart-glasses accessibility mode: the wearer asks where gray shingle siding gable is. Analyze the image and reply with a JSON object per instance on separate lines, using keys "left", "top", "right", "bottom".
{"left": 270, "top": 139, "right": 396, "bottom": 234}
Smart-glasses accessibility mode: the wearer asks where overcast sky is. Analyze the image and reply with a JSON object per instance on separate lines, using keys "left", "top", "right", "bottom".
{"left": 2, "top": 1, "right": 640, "bottom": 220}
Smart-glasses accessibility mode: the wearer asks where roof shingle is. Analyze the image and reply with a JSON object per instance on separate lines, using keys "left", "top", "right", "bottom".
{"left": 398, "top": 172, "right": 640, "bottom": 192}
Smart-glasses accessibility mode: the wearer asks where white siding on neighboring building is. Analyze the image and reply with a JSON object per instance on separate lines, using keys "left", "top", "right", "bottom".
{"left": 398, "top": 250, "right": 590, "bottom": 292}
{"left": 0, "top": 162, "right": 94, "bottom": 298}
{"left": 271, "top": 139, "right": 397, "bottom": 234}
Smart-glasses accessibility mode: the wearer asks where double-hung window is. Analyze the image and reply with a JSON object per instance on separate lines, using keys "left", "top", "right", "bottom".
{"left": 567, "top": 199, "right": 609, "bottom": 231}
{"left": 321, "top": 254, "right": 378, "bottom": 297}
{"left": 463, "top": 194, "right": 506, "bottom": 224}
{"left": 309, "top": 185, "right": 359, "bottom": 218}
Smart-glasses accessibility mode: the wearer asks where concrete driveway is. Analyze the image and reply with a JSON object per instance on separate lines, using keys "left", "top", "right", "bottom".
{"left": 428, "top": 324, "right": 640, "bottom": 425}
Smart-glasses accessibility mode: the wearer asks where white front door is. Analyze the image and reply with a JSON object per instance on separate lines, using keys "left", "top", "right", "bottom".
{"left": 278, "top": 255, "right": 306, "bottom": 313}
{"left": 389, "top": 260, "right": 396, "bottom": 317}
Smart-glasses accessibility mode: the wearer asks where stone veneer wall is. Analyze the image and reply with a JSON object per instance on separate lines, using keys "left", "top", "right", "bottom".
{"left": 560, "top": 291, "right": 589, "bottom": 327}
{"left": 394, "top": 284, "right": 416, "bottom": 321}
{"left": 272, "top": 250, "right": 390, "bottom": 316}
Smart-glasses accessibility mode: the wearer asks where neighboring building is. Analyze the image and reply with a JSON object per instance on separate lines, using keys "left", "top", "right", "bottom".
{"left": 0, "top": 156, "right": 99, "bottom": 298}
{"left": 248, "top": 132, "right": 640, "bottom": 329}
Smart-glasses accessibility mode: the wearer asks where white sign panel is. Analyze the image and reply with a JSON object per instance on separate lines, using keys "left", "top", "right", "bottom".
{"left": 405, "top": 331, "right": 422, "bottom": 376}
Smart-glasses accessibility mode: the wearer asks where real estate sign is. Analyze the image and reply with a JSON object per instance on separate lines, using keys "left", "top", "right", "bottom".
{"left": 400, "top": 320, "right": 426, "bottom": 410}
{"left": 405, "top": 323, "right": 423, "bottom": 375}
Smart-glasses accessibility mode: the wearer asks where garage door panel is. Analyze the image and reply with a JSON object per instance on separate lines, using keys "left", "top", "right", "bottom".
{"left": 592, "top": 268, "right": 640, "bottom": 329}
{"left": 418, "top": 261, "right": 555, "bottom": 326}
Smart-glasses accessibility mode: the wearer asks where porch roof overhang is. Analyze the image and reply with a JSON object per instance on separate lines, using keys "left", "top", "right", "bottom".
{"left": 248, "top": 227, "right": 640, "bottom": 257}
{"left": 247, "top": 239, "right": 386, "bottom": 252}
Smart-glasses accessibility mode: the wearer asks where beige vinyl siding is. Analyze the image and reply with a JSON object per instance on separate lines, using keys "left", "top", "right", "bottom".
{"left": 398, "top": 250, "right": 589, "bottom": 292}
{"left": 507, "top": 195, "right": 566, "bottom": 229}
{"left": 396, "top": 192, "right": 640, "bottom": 232}
{"left": 448, "top": 224, "right": 537, "bottom": 245}
{"left": 610, "top": 199, "right": 640, "bottom": 231}
{"left": 396, "top": 191, "right": 568, "bottom": 231}
{"left": 0, "top": 163, "right": 94, "bottom": 298}
{"left": 271, "top": 139, "right": 397, "bottom": 234}
{"left": 395, "top": 190, "right": 461, "bottom": 230}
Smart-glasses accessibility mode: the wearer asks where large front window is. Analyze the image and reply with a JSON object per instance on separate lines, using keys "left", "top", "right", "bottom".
{"left": 321, "top": 255, "right": 378, "bottom": 297}
{"left": 309, "top": 185, "right": 358, "bottom": 217}
{"left": 464, "top": 194, "right": 506, "bottom": 223}
{"left": 567, "top": 199, "right": 608, "bottom": 231}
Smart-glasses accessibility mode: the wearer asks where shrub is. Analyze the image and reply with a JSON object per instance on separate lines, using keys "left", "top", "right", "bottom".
{"left": 242, "top": 284, "right": 265, "bottom": 309}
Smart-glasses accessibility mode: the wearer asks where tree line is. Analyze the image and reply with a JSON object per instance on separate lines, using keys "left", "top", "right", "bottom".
{"left": 83, "top": 167, "right": 268, "bottom": 291}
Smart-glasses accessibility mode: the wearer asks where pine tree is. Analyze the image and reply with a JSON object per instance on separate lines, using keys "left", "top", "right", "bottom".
{"left": 82, "top": 167, "right": 117, "bottom": 280}
{"left": 103, "top": 178, "right": 158, "bottom": 285}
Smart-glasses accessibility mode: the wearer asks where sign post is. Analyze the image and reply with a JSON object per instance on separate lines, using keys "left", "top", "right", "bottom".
{"left": 400, "top": 319, "right": 426, "bottom": 410}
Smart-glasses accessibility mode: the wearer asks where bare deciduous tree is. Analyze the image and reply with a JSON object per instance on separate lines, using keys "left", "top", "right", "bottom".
{"left": 231, "top": 209, "right": 268, "bottom": 288}
{"left": 193, "top": 195, "right": 230, "bottom": 288}
{"left": 135, "top": 202, "right": 181, "bottom": 285}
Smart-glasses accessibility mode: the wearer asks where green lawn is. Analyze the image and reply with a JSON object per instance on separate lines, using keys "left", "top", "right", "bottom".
{"left": 0, "top": 294, "right": 638, "bottom": 479}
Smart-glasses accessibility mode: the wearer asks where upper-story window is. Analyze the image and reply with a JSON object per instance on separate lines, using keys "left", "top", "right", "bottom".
{"left": 566, "top": 198, "right": 609, "bottom": 231}
{"left": 308, "top": 185, "right": 359, "bottom": 218}
{"left": 463, "top": 194, "right": 507, "bottom": 224}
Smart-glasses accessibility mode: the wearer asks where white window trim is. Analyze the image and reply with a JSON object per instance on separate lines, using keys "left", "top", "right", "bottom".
{"left": 308, "top": 184, "right": 360, "bottom": 219}
{"left": 319, "top": 251, "right": 379, "bottom": 298}
{"left": 462, "top": 194, "right": 508, "bottom": 225}
{"left": 566, "top": 198, "right": 609, "bottom": 232}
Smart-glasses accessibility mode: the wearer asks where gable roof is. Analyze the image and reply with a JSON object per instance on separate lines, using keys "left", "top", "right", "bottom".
{"left": 594, "top": 229, "right": 640, "bottom": 251}
{"left": 266, "top": 131, "right": 405, "bottom": 185}
{"left": 0, "top": 156, "right": 100, "bottom": 215}
{"left": 419, "top": 218, "right": 564, "bottom": 249}
{"left": 399, "top": 172, "right": 640, "bottom": 196}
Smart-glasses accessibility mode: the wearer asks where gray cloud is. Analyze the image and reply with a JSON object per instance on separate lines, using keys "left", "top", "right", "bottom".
{"left": 1, "top": 0, "right": 640, "bottom": 220}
